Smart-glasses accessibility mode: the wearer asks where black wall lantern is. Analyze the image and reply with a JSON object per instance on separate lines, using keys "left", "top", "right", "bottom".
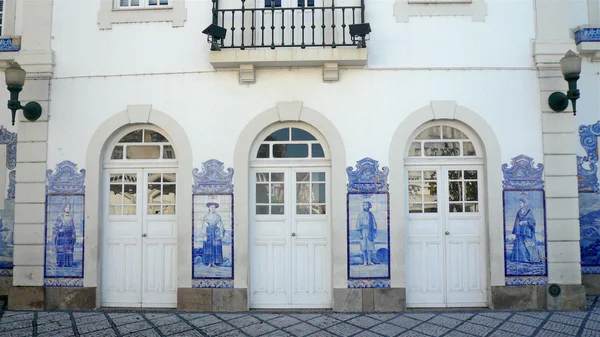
{"left": 349, "top": 23, "right": 371, "bottom": 49}
{"left": 5, "top": 62, "right": 42, "bottom": 125}
{"left": 202, "top": 24, "right": 227, "bottom": 51}
{"left": 548, "top": 50, "right": 582, "bottom": 116}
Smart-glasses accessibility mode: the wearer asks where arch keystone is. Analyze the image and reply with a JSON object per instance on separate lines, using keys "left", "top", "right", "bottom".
{"left": 126, "top": 104, "right": 152, "bottom": 123}
{"left": 276, "top": 101, "right": 303, "bottom": 121}
{"left": 431, "top": 100, "right": 457, "bottom": 120}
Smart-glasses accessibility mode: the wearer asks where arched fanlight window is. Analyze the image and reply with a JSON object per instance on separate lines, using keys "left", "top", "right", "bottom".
{"left": 110, "top": 129, "right": 176, "bottom": 160}
{"left": 256, "top": 127, "right": 325, "bottom": 159}
{"left": 408, "top": 125, "right": 476, "bottom": 157}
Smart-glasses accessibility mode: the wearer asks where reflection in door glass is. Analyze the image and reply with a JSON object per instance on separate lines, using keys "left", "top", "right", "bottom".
{"left": 448, "top": 182, "right": 462, "bottom": 201}
{"left": 271, "top": 173, "right": 284, "bottom": 182}
{"left": 312, "top": 183, "right": 326, "bottom": 203}
{"left": 312, "top": 172, "right": 325, "bottom": 181}
{"left": 464, "top": 170, "right": 477, "bottom": 179}
{"left": 465, "top": 182, "right": 478, "bottom": 201}
{"left": 162, "top": 184, "right": 176, "bottom": 203}
{"left": 312, "top": 205, "right": 326, "bottom": 214}
{"left": 271, "top": 183, "right": 285, "bottom": 203}
{"left": 296, "top": 172, "right": 309, "bottom": 182}
{"left": 448, "top": 170, "right": 462, "bottom": 180}
{"left": 449, "top": 203, "right": 463, "bottom": 212}
{"left": 271, "top": 205, "right": 284, "bottom": 214}
{"left": 296, "top": 183, "right": 310, "bottom": 203}
{"left": 256, "top": 205, "right": 269, "bottom": 214}
{"left": 148, "top": 184, "right": 162, "bottom": 203}
{"left": 256, "top": 173, "right": 269, "bottom": 182}
{"left": 256, "top": 184, "right": 269, "bottom": 203}
{"left": 297, "top": 205, "right": 310, "bottom": 214}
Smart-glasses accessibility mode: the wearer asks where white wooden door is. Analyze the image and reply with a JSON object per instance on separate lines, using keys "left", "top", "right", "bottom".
{"left": 250, "top": 168, "right": 331, "bottom": 308}
{"left": 406, "top": 166, "right": 487, "bottom": 308}
{"left": 102, "top": 169, "right": 177, "bottom": 308}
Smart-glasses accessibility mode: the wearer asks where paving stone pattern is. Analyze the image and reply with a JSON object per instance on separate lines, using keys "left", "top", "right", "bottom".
{"left": 2, "top": 297, "right": 600, "bottom": 336}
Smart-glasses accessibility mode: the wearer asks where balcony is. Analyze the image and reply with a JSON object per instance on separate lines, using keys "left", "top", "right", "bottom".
{"left": 206, "top": 0, "right": 368, "bottom": 82}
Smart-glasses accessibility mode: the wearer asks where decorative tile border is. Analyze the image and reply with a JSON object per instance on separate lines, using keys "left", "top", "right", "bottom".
{"left": 347, "top": 158, "right": 391, "bottom": 287}
{"left": 582, "top": 267, "right": 600, "bottom": 274}
{"left": 0, "top": 269, "right": 13, "bottom": 276}
{"left": 575, "top": 27, "right": 600, "bottom": 45}
{"left": 192, "top": 279, "right": 234, "bottom": 288}
{"left": 44, "top": 278, "right": 84, "bottom": 287}
{"left": 348, "top": 279, "right": 391, "bottom": 288}
{"left": 577, "top": 122, "right": 600, "bottom": 193}
{"left": 192, "top": 160, "right": 234, "bottom": 287}
{"left": 502, "top": 156, "right": 548, "bottom": 285}
{"left": 0, "top": 126, "right": 18, "bottom": 274}
{"left": 7, "top": 170, "right": 15, "bottom": 200}
{"left": 44, "top": 161, "right": 86, "bottom": 287}
{"left": 505, "top": 276, "right": 548, "bottom": 286}
{"left": 0, "top": 37, "right": 21, "bottom": 52}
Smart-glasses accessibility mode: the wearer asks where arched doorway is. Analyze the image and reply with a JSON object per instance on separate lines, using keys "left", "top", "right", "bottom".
{"left": 404, "top": 121, "right": 488, "bottom": 308}
{"left": 101, "top": 125, "right": 178, "bottom": 308}
{"left": 249, "top": 123, "right": 332, "bottom": 309}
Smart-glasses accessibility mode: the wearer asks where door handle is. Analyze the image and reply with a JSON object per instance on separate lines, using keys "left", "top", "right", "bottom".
{"left": 142, "top": 233, "right": 147, "bottom": 238}
{"left": 445, "top": 231, "right": 450, "bottom": 235}
{"left": 291, "top": 233, "right": 296, "bottom": 237}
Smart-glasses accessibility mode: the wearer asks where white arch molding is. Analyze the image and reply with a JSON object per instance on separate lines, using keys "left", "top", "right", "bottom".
{"left": 233, "top": 102, "right": 347, "bottom": 293}
{"left": 388, "top": 101, "right": 504, "bottom": 293}
{"left": 84, "top": 105, "right": 193, "bottom": 306}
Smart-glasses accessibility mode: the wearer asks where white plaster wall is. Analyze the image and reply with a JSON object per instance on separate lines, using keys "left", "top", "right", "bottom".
{"left": 50, "top": 0, "right": 536, "bottom": 77}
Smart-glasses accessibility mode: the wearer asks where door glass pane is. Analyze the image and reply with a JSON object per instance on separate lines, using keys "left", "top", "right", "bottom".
{"left": 424, "top": 203, "right": 438, "bottom": 213}
{"left": 144, "top": 129, "right": 168, "bottom": 142}
{"left": 148, "top": 173, "right": 161, "bottom": 182}
{"left": 296, "top": 184, "right": 310, "bottom": 203}
{"left": 408, "top": 171, "right": 422, "bottom": 181}
{"left": 297, "top": 205, "right": 310, "bottom": 214}
{"left": 449, "top": 203, "right": 463, "bottom": 212}
{"left": 163, "top": 205, "right": 176, "bottom": 214}
{"left": 123, "top": 184, "right": 137, "bottom": 204}
{"left": 465, "top": 181, "right": 478, "bottom": 201}
{"left": 463, "top": 142, "right": 476, "bottom": 156}
{"left": 442, "top": 126, "right": 467, "bottom": 139}
{"left": 291, "top": 128, "right": 316, "bottom": 141}
{"left": 312, "top": 183, "right": 326, "bottom": 203}
{"left": 256, "top": 184, "right": 269, "bottom": 203}
{"left": 409, "top": 203, "right": 422, "bottom": 213}
{"left": 408, "top": 142, "right": 421, "bottom": 156}
{"left": 408, "top": 182, "right": 422, "bottom": 202}
{"left": 163, "top": 184, "right": 176, "bottom": 203}
{"left": 448, "top": 182, "right": 462, "bottom": 201}
{"left": 264, "top": 128, "right": 289, "bottom": 141}
{"left": 111, "top": 146, "right": 124, "bottom": 160}
{"left": 271, "top": 173, "right": 284, "bottom": 182}
{"left": 424, "top": 142, "right": 460, "bottom": 156}
{"left": 273, "top": 144, "right": 309, "bottom": 158}
{"left": 416, "top": 126, "right": 440, "bottom": 139}
{"left": 110, "top": 173, "right": 123, "bottom": 183}
{"left": 271, "top": 205, "right": 284, "bottom": 214}
{"left": 271, "top": 184, "right": 284, "bottom": 203}
{"left": 126, "top": 145, "right": 160, "bottom": 159}
{"left": 257, "top": 144, "right": 270, "bottom": 158}
{"left": 256, "top": 173, "right": 269, "bottom": 182}
{"left": 110, "top": 185, "right": 123, "bottom": 205}
{"left": 423, "top": 171, "right": 436, "bottom": 181}
{"left": 148, "top": 184, "right": 162, "bottom": 203}
{"left": 163, "top": 173, "right": 176, "bottom": 183}
{"left": 312, "top": 144, "right": 325, "bottom": 158}
{"left": 120, "top": 130, "right": 143, "bottom": 142}
{"left": 312, "top": 205, "right": 326, "bottom": 214}
{"left": 163, "top": 145, "right": 176, "bottom": 159}
{"left": 423, "top": 182, "right": 437, "bottom": 202}
{"left": 124, "top": 174, "right": 137, "bottom": 183}
{"left": 148, "top": 205, "right": 161, "bottom": 215}
{"left": 448, "top": 170, "right": 461, "bottom": 180}
{"left": 312, "top": 172, "right": 325, "bottom": 181}
{"left": 296, "top": 172, "right": 309, "bottom": 182}
{"left": 256, "top": 206, "right": 269, "bottom": 214}
{"left": 464, "top": 170, "right": 477, "bottom": 179}
{"left": 109, "top": 205, "right": 122, "bottom": 215}
{"left": 123, "top": 205, "right": 136, "bottom": 215}
{"left": 465, "top": 203, "right": 479, "bottom": 213}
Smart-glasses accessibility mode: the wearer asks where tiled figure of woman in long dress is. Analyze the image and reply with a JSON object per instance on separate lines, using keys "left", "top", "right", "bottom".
{"left": 510, "top": 198, "right": 540, "bottom": 263}
{"left": 53, "top": 204, "right": 76, "bottom": 268}
{"left": 201, "top": 202, "right": 224, "bottom": 267}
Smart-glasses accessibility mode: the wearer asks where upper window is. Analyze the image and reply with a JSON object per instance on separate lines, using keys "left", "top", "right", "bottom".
{"left": 408, "top": 125, "right": 476, "bottom": 157}
{"left": 256, "top": 127, "right": 325, "bottom": 159}
{"left": 117, "top": 0, "right": 170, "bottom": 9}
{"left": 110, "top": 129, "right": 176, "bottom": 161}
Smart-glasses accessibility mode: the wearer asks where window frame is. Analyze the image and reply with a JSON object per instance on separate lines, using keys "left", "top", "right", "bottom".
{"left": 98, "top": 0, "right": 187, "bottom": 30}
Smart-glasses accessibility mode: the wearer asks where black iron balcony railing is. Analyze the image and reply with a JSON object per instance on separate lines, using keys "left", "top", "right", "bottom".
{"left": 211, "top": 0, "right": 366, "bottom": 49}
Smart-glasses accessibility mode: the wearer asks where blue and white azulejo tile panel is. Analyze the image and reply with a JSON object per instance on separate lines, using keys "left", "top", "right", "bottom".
{"left": 44, "top": 161, "right": 86, "bottom": 287}
{"left": 502, "top": 155, "right": 547, "bottom": 286}
{"left": 578, "top": 122, "right": 600, "bottom": 274}
{"left": 192, "top": 160, "right": 235, "bottom": 288}
{"left": 347, "top": 158, "right": 391, "bottom": 288}
{"left": 0, "top": 126, "right": 18, "bottom": 277}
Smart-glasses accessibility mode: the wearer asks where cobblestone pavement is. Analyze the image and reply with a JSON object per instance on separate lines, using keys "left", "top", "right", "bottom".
{"left": 2, "top": 297, "right": 600, "bottom": 336}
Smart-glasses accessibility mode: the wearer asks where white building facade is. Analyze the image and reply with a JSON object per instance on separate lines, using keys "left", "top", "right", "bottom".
{"left": 0, "top": 0, "right": 595, "bottom": 311}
